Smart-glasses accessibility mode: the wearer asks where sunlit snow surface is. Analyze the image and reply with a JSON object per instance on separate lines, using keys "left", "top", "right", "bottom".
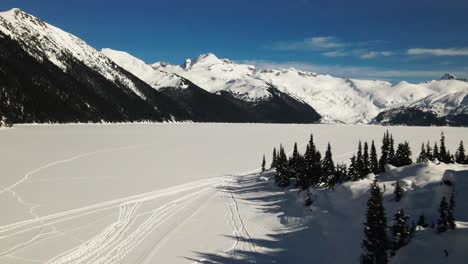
{"left": 0, "top": 124, "right": 467, "bottom": 263}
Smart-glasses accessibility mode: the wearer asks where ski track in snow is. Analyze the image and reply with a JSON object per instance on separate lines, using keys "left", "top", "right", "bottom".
{"left": 1, "top": 135, "right": 315, "bottom": 263}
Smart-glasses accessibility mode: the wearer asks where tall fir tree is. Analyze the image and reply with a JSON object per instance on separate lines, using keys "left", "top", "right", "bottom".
{"left": 289, "top": 142, "right": 302, "bottom": 180}
{"left": 433, "top": 142, "right": 439, "bottom": 162}
{"left": 448, "top": 191, "right": 456, "bottom": 230}
{"left": 322, "top": 143, "right": 336, "bottom": 188}
{"left": 417, "top": 143, "right": 427, "bottom": 163}
{"left": 356, "top": 141, "right": 365, "bottom": 179}
{"left": 361, "top": 180, "right": 389, "bottom": 264}
{"left": 391, "top": 209, "right": 410, "bottom": 255}
{"left": 394, "top": 181, "right": 403, "bottom": 202}
{"left": 455, "top": 141, "right": 467, "bottom": 164}
{"left": 349, "top": 155, "right": 359, "bottom": 181}
{"left": 363, "top": 142, "right": 371, "bottom": 175}
{"left": 271, "top": 147, "right": 277, "bottom": 169}
{"left": 437, "top": 196, "right": 449, "bottom": 233}
{"left": 300, "top": 134, "right": 322, "bottom": 189}
{"left": 425, "top": 141, "right": 433, "bottom": 161}
{"left": 370, "top": 140, "right": 379, "bottom": 174}
{"left": 274, "top": 145, "right": 290, "bottom": 188}
{"left": 261, "top": 154, "right": 266, "bottom": 172}
{"left": 388, "top": 135, "right": 395, "bottom": 165}
{"left": 379, "top": 131, "right": 391, "bottom": 172}
{"left": 439, "top": 132, "right": 450, "bottom": 163}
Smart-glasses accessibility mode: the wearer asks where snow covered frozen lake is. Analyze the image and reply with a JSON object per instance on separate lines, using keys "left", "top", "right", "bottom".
{"left": 1, "top": 123, "right": 468, "bottom": 263}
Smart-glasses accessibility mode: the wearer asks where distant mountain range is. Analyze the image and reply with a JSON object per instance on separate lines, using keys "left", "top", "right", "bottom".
{"left": 1, "top": 8, "right": 467, "bottom": 126}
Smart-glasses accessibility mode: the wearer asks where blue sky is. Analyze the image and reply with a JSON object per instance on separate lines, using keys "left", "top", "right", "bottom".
{"left": 1, "top": 0, "right": 468, "bottom": 82}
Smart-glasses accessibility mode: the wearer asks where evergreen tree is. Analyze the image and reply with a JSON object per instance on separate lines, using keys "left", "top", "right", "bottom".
{"left": 439, "top": 132, "right": 450, "bottom": 163}
{"left": 394, "top": 142, "right": 412, "bottom": 167}
{"left": 363, "top": 142, "right": 371, "bottom": 175}
{"left": 417, "top": 214, "right": 428, "bottom": 228}
{"left": 388, "top": 135, "right": 395, "bottom": 165}
{"left": 289, "top": 142, "right": 302, "bottom": 180}
{"left": 274, "top": 145, "right": 290, "bottom": 188}
{"left": 391, "top": 209, "right": 410, "bottom": 254}
{"left": 322, "top": 143, "right": 336, "bottom": 188}
{"left": 379, "top": 131, "right": 391, "bottom": 172}
{"left": 349, "top": 155, "right": 359, "bottom": 181}
{"left": 393, "top": 181, "right": 403, "bottom": 202}
{"left": 300, "top": 134, "right": 322, "bottom": 189}
{"left": 425, "top": 141, "right": 433, "bottom": 161}
{"left": 448, "top": 191, "right": 456, "bottom": 230}
{"left": 271, "top": 147, "right": 277, "bottom": 169}
{"left": 370, "top": 140, "right": 379, "bottom": 174}
{"left": 437, "top": 196, "right": 449, "bottom": 233}
{"left": 356, "top": 141, "right": 365, "bottom": 179}
{"left": 417, "top": 143, "right": 427, "bottom": 163}
{"left": 335, "top": 163, "right": 348, "bottom": 183}
{"left": 261, "top": 154, "right": 266, "bottom": 172}
{"left": 433, "top": 142, "right": 439, "bottom": 162}
{"left": 455, "top": 141, "right": 467, "bottom": 164}
{"left": 361, "top": 180, "right": 389, "bottom": 264}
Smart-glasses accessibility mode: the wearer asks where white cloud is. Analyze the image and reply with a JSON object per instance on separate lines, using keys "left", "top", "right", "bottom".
{"left": 239, "top": 59, "right": 466, "bottom": 81}
{"left": 270, "top": 36, "right": 394, "bottom": 60}
{"left": 271, "top": 36, "right": 347, "bottom": 51}
{"left": 360, "top": 51, "right": 394, "bottom": 59}
{"left": 323, "top": 50, "right": 348, "bottom": 57}
{"left": 407, "top": 48, "right": 468, "bottom": 56}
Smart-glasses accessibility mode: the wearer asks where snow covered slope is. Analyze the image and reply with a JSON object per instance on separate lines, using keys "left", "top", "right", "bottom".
{"left": 0, "top": 8, "right": 146, "bottom": 99}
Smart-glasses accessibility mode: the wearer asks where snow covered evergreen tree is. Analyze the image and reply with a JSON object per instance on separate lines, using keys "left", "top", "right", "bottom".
{"left": 455, "top": 141, "right": 467, "bottom": 164}
{"left": 448, "top": 191, "right": 456, "bottom": 230}
{"left": 361, "top": 180, "right": 389, "bottom": 264}
{"left": 437, "top": 196, "right": 449, "bottom": 233}
{"left": 394, "top": 181, "right": 403, "bottom": 202}
{"left": 370, "top": 140, "right": 379, "bottom": 174}
{"left": 391, "top": 209, "right": 410, "bottom": 255}
{"left": 289, "top": 142, "right": 302, "bottom": 181}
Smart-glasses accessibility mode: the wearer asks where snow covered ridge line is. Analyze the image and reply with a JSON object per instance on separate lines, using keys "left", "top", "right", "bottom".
{"left": 106, "top": 45, "right": 468, "bottom": 125}
{"left": 259, "top": 131, "right": 468, "bottom": 263}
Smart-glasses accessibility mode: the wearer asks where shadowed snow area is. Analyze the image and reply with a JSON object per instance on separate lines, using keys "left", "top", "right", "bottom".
{"left": 0, "top": 123, "right": 467, "bottom": 263}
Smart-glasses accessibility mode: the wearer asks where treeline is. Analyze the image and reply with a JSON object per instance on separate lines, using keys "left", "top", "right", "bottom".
{"left": 266, "top": 131, "right": 468, "bottom": 191}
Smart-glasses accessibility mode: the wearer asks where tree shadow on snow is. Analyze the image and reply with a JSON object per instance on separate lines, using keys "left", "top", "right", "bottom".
{"left": 184, "top": 172, "right": 344, "bottom": 263}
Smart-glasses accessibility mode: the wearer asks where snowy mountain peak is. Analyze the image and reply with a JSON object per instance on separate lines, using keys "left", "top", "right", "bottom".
{"left": 441, "top": 73, "right": 456, "bottom": 80}
{"left": 189, "top": 53, "right": 223, "bottom": 68}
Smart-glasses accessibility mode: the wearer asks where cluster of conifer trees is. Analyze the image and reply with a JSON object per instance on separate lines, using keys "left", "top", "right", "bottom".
{"left": 262, "top": 130, "right": 464, "bottom": 263}
{"left": 361, "top": 180, "right": 457, "bottom": 264}
{"left": 417, "top": 133, "right": 467, "bottom": 164}
{"left": 266, "top": 131, "right": 467, "bottom": 191}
